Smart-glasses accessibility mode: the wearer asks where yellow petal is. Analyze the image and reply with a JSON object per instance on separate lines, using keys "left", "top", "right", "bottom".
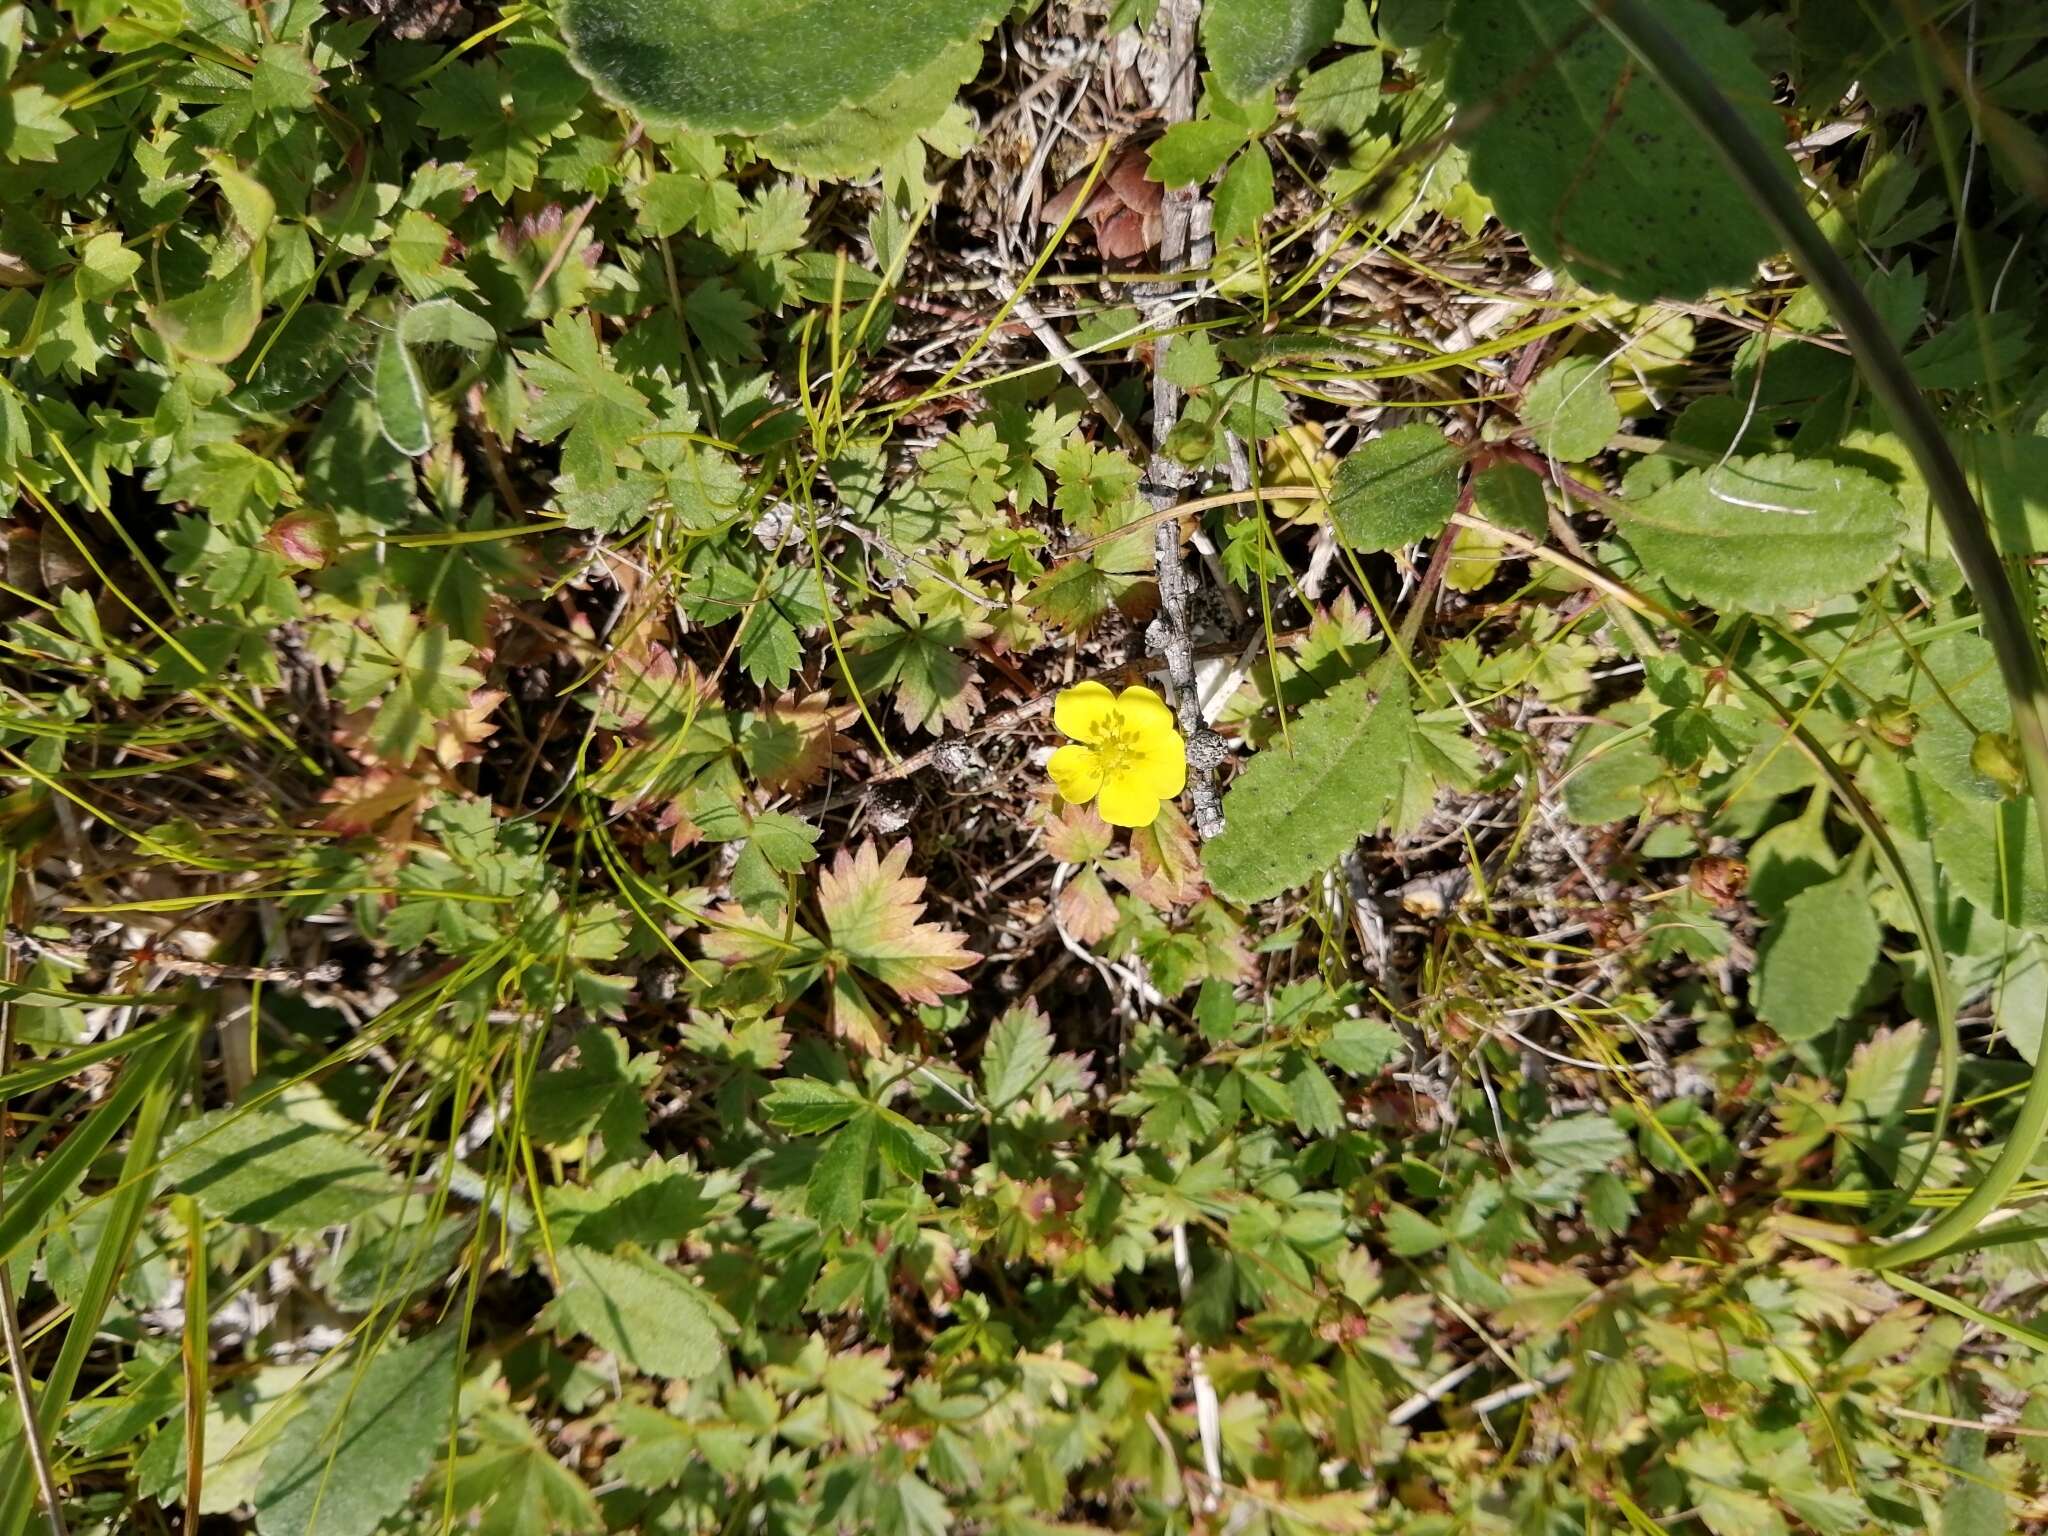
{"left": 1114, "top": 684, "right": 1175, "bottom": 736}
{"left": 1097, "top": 774, "right": 1161, "bottom": 829}
{"left": 1055, "top": 680, "right": 1117, "bottom": 743}
{"left": 1047, "top": 743, "right": 1104, "bottom": 804}
{"left": 1126, "top": 734, "right": 1187, "bottom": 798}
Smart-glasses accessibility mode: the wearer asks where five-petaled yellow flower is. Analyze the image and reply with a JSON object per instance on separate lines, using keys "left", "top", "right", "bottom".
{"left": 1048, "top": 681, "right": 1187, "bottom": 828}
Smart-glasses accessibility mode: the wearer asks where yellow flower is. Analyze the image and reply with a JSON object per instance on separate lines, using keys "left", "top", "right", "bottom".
{"left": 1047, "top": 681, "right": 1187, "bottom": 829}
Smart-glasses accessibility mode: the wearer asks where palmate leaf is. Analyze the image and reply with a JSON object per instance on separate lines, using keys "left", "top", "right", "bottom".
{"left": 819, "top": 839, "right": 980, "bottom": 1011}
{"left": 330, "top": 604, "right": 486, "bottom": 764}
{"left": 435, "top": 1407, "right": 604, "bottom": 1536}
{"left": 1205, "top": 657, "right": 1414, "bottom": 903}
{"left": 560, "top": 0, "right": 1010, "bottom": 135}
{"left": 1445, "top": 0, "right": 1786, "bottom": 302}
{"left": 844, "top": 590, "right": 989, "bottom": 733}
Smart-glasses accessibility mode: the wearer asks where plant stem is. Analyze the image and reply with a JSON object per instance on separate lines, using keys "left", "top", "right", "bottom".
{"left": 1581, "top": 0, "right": 2048, "bottom": 1268}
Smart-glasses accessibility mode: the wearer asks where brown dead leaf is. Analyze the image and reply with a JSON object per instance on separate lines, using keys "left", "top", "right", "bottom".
{"left": 1043, "top": 146, "right": 1163, "bottom": 263}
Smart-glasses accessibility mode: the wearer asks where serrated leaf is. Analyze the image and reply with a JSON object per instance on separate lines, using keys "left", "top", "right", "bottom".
{"left": 1329, "top": 425, "right": 1461, "bottom": 551}
{"left": 981, "top": 1003, "right": 1055, "bottom": 1108}
{"left": 761, "top": 1077, "right": 864, "bottom": 1137}
{"left": 1206, "top": 660, "right": 1413, "bottom": 903}
{"left": 1615, "top": 454, "right": 1905, "bottom": 613}
{"left": 331, "top": 605, "right": 486, "bottom": 764}
{"left": 253, "top": 1327, "right": 460, "bottom": 1536}
{"left": 165, "top": 1108, "right": 402, "bottom": 1233}
{"left": 1202, "top": 0, "right": 1342, "bottom": 101}
{"left": 434, "top": 1407, "right": 605, "bottom": 1536}
{"left": 756, "top": 37, "right": 985, "bottom": 178}
{"left": 562, "top": 0, "right": 1009, "bottom": 134}
{"left": 1147, "top": 119, "right": 1250, "bottom": 187}
{"left": 1753, "top": 867, "right": 1881, "bottom": 1041}
{"left": 845, "top": 592, "right": 988, "bottom": 733}
{"left": 523, "top": 1026, "right": 656, "bottom": 1160}
{"left": 1445, "top": 0, "right": 1786, "bottom": 302}
{"left": 807, "top": 1113, "right": 874, "bottom": 1232}
{"left": 549, "top": 1245, "right": 726, "bottom": 1379}
{"left": 1525, "top": 1114, "right": 1630, "bottom": 1178}
{"left": 818, "top": 840, "right": 980, "bottom": 1009}
{"left": 1321, "top": 1017, "right": 1402, "bottom": 1076}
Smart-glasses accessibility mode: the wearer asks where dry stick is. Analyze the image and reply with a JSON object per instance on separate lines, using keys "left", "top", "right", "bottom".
{"left": 1140, "top": 0, "right": 1226, "bottom": 1514}
{"left": 1144, "top": 11, "right": 1228, "bottom": 847}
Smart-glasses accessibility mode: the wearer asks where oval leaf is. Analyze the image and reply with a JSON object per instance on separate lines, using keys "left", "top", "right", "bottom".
{"left": 1445, "top": 0, "right": 1786, "bottom": 302}
{"left": 1330, "top": 424, "right": 1461, "bottom": 552}
{"left": 1203, "top": 0, "right": 1344, "bottom": 102}
{"left": 1206, "top": 659, "right": 1414, "bottom": 903}
{"left": 1614, "top": 453, "right": 1905, "bottom": 613}
{"left": 560, "top": 0, "right": 1010, "bottom": 134}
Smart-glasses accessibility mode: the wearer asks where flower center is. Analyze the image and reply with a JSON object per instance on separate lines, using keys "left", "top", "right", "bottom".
{"left": 1091, "top": 715, "right": 1140, "bottom": 775}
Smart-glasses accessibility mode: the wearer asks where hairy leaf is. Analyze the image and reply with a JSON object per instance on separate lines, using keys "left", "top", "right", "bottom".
{"left": 254, "top": 1327, "right": 460, "bottom": 1536}
{"left": 1753, "top": 867, "right": 1880, "bottom": 1040}
{"left": 1614, "top": 453, "right": 1905, "bottom": 613}
{"left": 561, "top": 0, "right": 1009, "bottom": 134}
{"left": 1202, "top": 0, "right": 1343, "bottom": 101}
{"left": 165, "top": 1109, "right": 401, "bottom": 1233}
{"left": 1329, "top": 425, "right": 1461, "bottom": 551}
{"left": 1206, "top": 659, "right": 1414, "bottom": 902}
{"left": 1445, "top": 0, "right": 1786, "bottom": 301}
{"left": 549, "top": 1245, "right": 727, "bottom": 1379}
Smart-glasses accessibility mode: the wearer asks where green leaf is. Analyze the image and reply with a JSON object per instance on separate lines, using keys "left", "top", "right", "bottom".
{"left": 520, "top": 315, "right": 656, "bottom": 490}
{"left": 761, "top": 1077, "right": 864, "bottom": 1136}
{"left": 756, "top": 37, "right": 985, "bottom": 178}
{"left": 560, "top": 0, "right": 1010, "bottom": 134}
{"left": 1521, "top": 355, "right": 1620, "bottom": 461}
{"left": 1941, "top": 1427, "right": 2005, "bottom": 1536}
{"left": 165, "top": 1108, "right": 401, "bottom": 1233}
{"left": 845, "top": 592, "right": 988, "bottom": 733}
{"left": 436, "top": 1407, "right": 605, "bottom": 1536}
{"left": 230, "top": 305, "right": 361, "bottom": 417}
{"left": 1525, "top": 1113, "right": 1630, "bottom": 1178}
{"left": 548, "top": 1245, "right": 726, "bottom": 1379}
{"left": 1321, "top": 1017, "right": 1402, "bottom": 1076}
{"left": 981, "top": 1003, "right": 1055, "bottom": 1108}
{"left": 150, "top": 160, "right": 273, "bottom": 364}
{"left": 1213, "top": 144, "right": 1275, "bottom": 244}
{"left": 253, "top": 1327, "right": 461, "bottom": 1536}
{"left": 330, "top": 605, "right": 485, "bottom": 764}
{"left": 807, "top": 1112, "right": 875, "bottom": 1232}
{"left": 1202, "top": 0, "right": 1342, "bottom": 101}
{"left": 1753, "top": 867, "right": 1881, "bottom": 1041}
{"left": 523, "top": 1027, "right": 657, "bottom": 1160}
{"left": 373, "top": 329, "right": 432, "bottom": 458}
{"left": 0, "top": 83, "right": 72, "bottom": 163}
{"left": 1614, "top": 454, "right": 1905, "bottom": 613}
{"left": 1445, "top": 0, "right": 1786, "bottom": 301}
{"left": 1329, "top": 425, "right": 1461, "bottom": 551}
{"left": 1147, "top": 119, "right": 1249, "bottom": 187}
{"left": 1206, "top": 659, "right": 1414, "bottom": 903}
{"left": 1288, "top": 1060, "right": 1345, "bottom": 1136}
